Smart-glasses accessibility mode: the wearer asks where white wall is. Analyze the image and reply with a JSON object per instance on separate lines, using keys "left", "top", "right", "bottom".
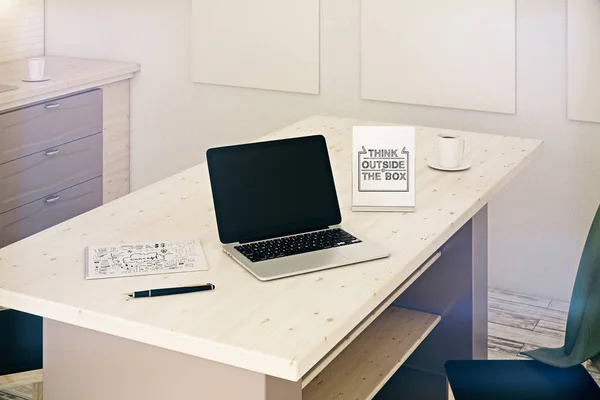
{"left": 0, "top": 0, "right": 44, "bottom": 63}
{"left": 45, "top": 0, "right": 600, "bottom": 301}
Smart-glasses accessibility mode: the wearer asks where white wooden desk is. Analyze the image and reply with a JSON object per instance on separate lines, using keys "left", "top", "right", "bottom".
{"left": 0, "top": 116, "right": 542, "bottom": 399}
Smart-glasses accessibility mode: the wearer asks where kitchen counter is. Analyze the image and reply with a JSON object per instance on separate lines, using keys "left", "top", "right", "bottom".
{"left": 0, "top": 56, "right": 139, "bottom": 112}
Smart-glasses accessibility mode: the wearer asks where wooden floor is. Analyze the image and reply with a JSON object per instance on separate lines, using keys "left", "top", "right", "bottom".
{"left": 489, "top": 288, "right": 600, "bottom": 384}
{"left": 1, "top": 288, "right": 598, "bottom": 399}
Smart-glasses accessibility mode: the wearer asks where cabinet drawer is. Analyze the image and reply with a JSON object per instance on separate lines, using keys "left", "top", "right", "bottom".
{"left": 0, "top": 89, "right": 102, "bottom": 164}
{"left": 0, "top": 177, "right": 102, "bottom": 248}
{"left": 0, "top": 133, "right": 102, "bottom": 214}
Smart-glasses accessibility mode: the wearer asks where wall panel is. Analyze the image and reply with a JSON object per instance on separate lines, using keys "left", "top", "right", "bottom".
{"left": 567, "top": 0, "right": 600, "bottom": 123}
{"left": 191, "top": 0, "right": 320, "bottom": 94}
{"left": 361, "top": 0, "right": 516, "bottom": 114}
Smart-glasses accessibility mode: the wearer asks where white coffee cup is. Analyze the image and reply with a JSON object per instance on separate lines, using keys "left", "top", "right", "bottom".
{"left": 28, "top": 57, "right": 45, "bottom": 81}
{"left": 438, "top": 134, "right": 465, "bottom": 168}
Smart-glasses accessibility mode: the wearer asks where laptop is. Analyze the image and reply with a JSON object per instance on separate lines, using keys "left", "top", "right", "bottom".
{"left": 206, "top": 135, "right": 390, "bottom": 281}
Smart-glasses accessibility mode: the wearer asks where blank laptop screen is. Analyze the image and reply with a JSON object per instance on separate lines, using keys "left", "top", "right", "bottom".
{"left": 206, "top": 135, "right": 342, "bottom": 244}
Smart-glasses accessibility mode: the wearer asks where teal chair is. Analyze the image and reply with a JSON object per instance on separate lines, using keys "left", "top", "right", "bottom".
{"left": 446, "top": 205, "right": 600, "bottom": 399}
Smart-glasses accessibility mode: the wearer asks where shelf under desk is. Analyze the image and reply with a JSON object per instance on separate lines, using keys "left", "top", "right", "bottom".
{"left": 303, "top": 306, "right": 440, "bottom": 400}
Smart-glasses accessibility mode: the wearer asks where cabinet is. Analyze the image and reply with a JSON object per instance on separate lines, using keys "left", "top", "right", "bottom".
{"left": 0, "top": 178, "right": 102, "bottom": 248}
{"left": 0, "top": 89, "right": 103, "bottom": 246}
{"left": 0, "top": 134, "right": 102, "bottom": 215}
{"left": 0, "top": 89, "right": 103, "bottom": 376}
{"left": 0, "top": 89, "right": 102, "bottom": 165}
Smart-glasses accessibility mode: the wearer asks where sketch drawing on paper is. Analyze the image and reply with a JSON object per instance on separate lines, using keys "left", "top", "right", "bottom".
{"left": 86, "top": 239, "right": 208, "bottom": 280}
{"left": 357, "top": 146, "right": 410, "bottom": 193}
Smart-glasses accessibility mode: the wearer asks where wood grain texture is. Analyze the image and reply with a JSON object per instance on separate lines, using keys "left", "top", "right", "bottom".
{"left": 0, "top": 116, "right": 542, "bottom": 381}
{"left": 490, "top": 290, "right": 598, "bottom": 384}
{"left": 488, "top": 298, "right": 568, "bottom": 323}
{"left": 488, "top": 350, "right": 527, "bottom": 360}
{"left": 486, "top": 288, "right": 573, "bottom": 364}
{"left": 4, "top": 289, "right": 587, "bottom": 397}
{"left": 488, "top": 336, "right": 524, "bottom": 356}
{"left": 301, "top": 251, "right": 441, "bottom": 388}
{"left": 361, "top": 0, "right": 516, "bottom": 114}
{"left": 548, "top": 299, "right": 570, "bottom": 313}
{"left": 488, "top": 323, "right": 563, "bottom": 349}
{"left": 586, "top": 358, "right": 600, "bottom": 379}
{"left": 101, "top": 80, "right": 131, "bottom": 203}
{"left": 0, "top": 370, "right": 42, "bottom": 389}
{"left": 584, "top": 360, "right": 600, "bottom": 384}
{"left": 533, "top": 319, "right": 567, "bottom": 339}
{"left": 0, "top": 56, "right": 139, "bottom": 113}
{"left": 0, "top": 0, "right": 44, "bottom": 64}
{"left": 31, "top": 382, "right": 42, "bottom": 400}
{"left": 489, "top": 288, "right": 551, "bottom": 308}
{"left": 568, "top": 0, "right": 600, "bottom": 122}
{"left": 489, "top": 308, "right": 538, "bottom": 330}
{"left": 0, "top": 384, "right": 32, "bottom": 399}
{"left": 303, "top": 307, "right": 440, "bottom": 400}
{"left": 519, "top": 343, "right": 542, "bottom": 355}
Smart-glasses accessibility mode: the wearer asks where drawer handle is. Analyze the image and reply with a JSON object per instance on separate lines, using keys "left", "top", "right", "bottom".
{"left": 44, "top": 103, "right": 60, "bottom": 109}
{"left": 44, "top": 195, "right": 60, "bottom": 204}
{"left": 44, "top": 149, "right": 60, "bottom": 156}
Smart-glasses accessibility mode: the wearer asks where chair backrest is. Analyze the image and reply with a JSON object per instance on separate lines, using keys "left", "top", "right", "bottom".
{"left": 564, "top": 205, "right": 600, "bottom": 361}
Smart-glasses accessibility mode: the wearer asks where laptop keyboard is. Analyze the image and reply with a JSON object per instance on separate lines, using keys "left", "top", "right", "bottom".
{"left": 235, "top": 228, "right": 362, "bottom": 263}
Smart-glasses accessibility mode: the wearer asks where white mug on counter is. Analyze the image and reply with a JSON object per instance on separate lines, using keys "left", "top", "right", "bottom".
{"left": 438, "top": 134, "right": 465, "bottom": 168}
{"left": 28, "top": 57, "right": 45, "bottom": 81}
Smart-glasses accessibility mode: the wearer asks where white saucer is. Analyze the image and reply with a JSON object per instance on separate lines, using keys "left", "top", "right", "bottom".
{"left": 428, "top": 161, "right": 471, "bottom": 172}
{"left": 22, "top": 76, "right": 51, "bottom": 83}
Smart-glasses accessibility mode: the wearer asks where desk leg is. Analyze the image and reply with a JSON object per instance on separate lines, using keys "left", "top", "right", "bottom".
{"left": 472, "top": 205, "right": 489, "bottom": 360}
{"left": 43, "top": 319, "right": 301, "bottom": 400}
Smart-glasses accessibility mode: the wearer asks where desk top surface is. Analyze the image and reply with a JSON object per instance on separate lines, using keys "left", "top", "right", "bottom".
{"left": 0, "top": 56, "right": 140, "bottom": 112}
{"left": 0, "top": 116, "right": 542, "bottom": 381}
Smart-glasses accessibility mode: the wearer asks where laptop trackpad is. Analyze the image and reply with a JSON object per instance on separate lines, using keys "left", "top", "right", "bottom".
{"left": 312, "top": 249, "right": 348, "bottom": 266}
{"left": 256, "top": 249, "right": 348, "bottom": 279}
{"left": 291, "top": 250, "right": 347, "bottom": 270}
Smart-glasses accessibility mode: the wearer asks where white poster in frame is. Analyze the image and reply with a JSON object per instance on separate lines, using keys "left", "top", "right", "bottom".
{"left": 361, "top": 0, "right": 516, "bottom": 114}
{"left": 191, "top": 0, "right": 320, "bottom": 94}
{"left": 352, "top": 126, "right": 416, "bottom": 212}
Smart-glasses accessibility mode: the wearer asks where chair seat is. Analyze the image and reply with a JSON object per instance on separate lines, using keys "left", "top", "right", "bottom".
{"left": 0, "top": 310, "right": 43, "bottom": 376}
{"left": 445, "top": 360, "right": 600, "bottom": 400}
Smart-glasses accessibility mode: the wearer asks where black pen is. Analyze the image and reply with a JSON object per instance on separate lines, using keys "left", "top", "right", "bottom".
{"left": 125, "top": 283, "right": 216, "bottom": 298}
